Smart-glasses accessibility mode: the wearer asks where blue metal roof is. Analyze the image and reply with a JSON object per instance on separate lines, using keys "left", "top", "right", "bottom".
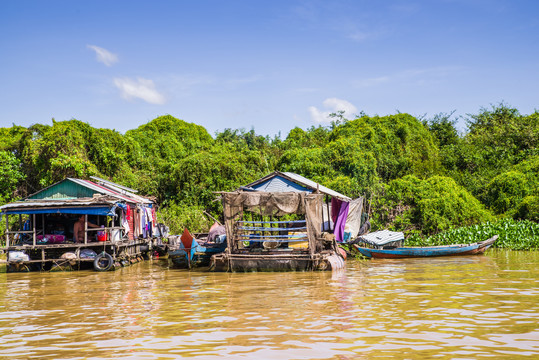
{"left": 244, "top": 171, "right": 351, "bottom": 201}
{"left": 251, "top": 175, "right": 311, "bottom": 193}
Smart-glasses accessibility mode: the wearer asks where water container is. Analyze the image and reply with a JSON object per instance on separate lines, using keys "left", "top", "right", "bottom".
{"left": 97, "top": 226, "right": 107, "bottom": 242}
{"left": 110, "top": 229, "right": 122, "bottom": 242}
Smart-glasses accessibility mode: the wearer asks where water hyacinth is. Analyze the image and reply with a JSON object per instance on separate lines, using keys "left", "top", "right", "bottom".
{"left": 405, "top": 219, "right": 539, "bottom": 250}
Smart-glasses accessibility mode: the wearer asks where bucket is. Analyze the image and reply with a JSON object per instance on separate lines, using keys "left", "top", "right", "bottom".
{"left": 110, "top": 229, "right": 122, "bottom": 242}
{"left": 97, "top": 231, "right": 108, "bottom": 242}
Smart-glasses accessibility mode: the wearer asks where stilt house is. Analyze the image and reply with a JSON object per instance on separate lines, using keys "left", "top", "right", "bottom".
{"left": 1, "top": 176, "right": 156, "bottom": 271}
{"left": 211, "top": 171, "right": 363, "bottom": 271}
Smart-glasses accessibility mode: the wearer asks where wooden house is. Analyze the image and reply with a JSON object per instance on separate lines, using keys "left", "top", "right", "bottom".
{"left": 1, "top": 176, "right": 156, "bottom": 272}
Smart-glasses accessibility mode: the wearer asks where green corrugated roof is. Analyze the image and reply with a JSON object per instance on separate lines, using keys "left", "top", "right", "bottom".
{"left": 27, "top": 179, "right": 98, "bottom": 200}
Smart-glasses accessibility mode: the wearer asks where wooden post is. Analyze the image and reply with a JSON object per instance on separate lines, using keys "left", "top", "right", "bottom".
{"left": 84, "top": 215, "right": 88, "bottom": 244}
{"left": 5, "top": 214, "right": 9, "bottom": 248}
{"left": 321, "top": 195, "right": 325, "bottom": 232}
{"left": 42, "top": 214, "right": 45, "bottom": 236}
{"left": 18, "top": 215, "right": 22, "bottom": 232}
{"left": 325, "top": 196, "right": 332, "bottom": 232}
{"left": 32, "top": 214, "right": 36, "bottom": 246}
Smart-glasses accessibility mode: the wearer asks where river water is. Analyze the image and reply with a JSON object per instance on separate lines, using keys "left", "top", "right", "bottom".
{"left": 0, "top": 250, "right": 538, "bottom": 359}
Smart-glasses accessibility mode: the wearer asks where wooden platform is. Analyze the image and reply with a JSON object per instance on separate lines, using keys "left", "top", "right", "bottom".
{"left": 4, "top": 239, "right": 150, "bottom": 272}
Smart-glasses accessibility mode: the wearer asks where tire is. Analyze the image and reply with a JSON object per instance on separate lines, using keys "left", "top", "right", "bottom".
{"left": 93, "top": 252, "right": 114, "bottom": 272}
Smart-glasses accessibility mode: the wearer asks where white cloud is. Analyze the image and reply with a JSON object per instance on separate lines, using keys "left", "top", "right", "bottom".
{"left": 113, "top": 77, "right": 166, "bottom": 104}
{"left": 87, "top": 45, "right": 118, "bottom": 66}
{"left": 309, "top": 98, "right": 358, "bottom": 123}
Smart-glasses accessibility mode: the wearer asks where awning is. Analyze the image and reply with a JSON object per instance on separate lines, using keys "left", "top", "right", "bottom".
{"left": 1, "top": 206, "right": 116, "bottom": 216}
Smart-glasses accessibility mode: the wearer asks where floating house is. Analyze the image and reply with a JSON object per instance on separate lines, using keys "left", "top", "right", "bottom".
{"left": 1, "top": 176, "right": 156, "bottom": 272}
{"left": 210, "top": 171, "right": 364, "bottom": 272}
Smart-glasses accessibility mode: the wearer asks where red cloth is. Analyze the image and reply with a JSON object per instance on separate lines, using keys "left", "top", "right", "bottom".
{"left": 151, "top": 207, "right": 157, "bottom": 223}
{"left": 331, "top": 198, "right": 343, "bottom": 224}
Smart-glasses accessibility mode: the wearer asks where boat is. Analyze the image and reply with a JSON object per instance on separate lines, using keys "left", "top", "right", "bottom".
{"left": 352, "top": 230, "right": 498, "bottom": 259}
{"left": 168, "top": 227, "right": 227, "bottom": 269}
{"left": 210, "top": 191, "right": 346, "bottom": 272}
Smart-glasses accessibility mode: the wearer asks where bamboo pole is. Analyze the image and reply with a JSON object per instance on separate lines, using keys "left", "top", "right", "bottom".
{"left": 5, "top": 214, "right": 9, "bottom": 248}
{"left": 203, "top": 210, "right": 222, "bottom": 225}
{"left": 32, "top": 214, "right": 36, "bottom": 246}
{"left": 84, "top": 215, "right": 88, "bottom": 244}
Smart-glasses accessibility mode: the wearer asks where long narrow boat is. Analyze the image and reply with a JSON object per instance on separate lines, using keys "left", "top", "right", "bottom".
{"left": 353, "top": 235, "right": 498, "bottom": 259}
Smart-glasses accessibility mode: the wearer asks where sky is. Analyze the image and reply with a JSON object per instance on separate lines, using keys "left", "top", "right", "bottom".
{"left": 1, "top": 0, "right": 538, "bottom": 137}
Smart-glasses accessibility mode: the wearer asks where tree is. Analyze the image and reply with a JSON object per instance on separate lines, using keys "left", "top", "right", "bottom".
{"left": 0, "top": 150, "right": 25, "bottom": 204}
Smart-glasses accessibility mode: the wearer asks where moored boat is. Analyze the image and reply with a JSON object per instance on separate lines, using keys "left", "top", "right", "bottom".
{"left": 168, "top": 226, "right": 227, "bottom": 269}
{"left": 353, "top": 232, "right": 498, "bottom": 259}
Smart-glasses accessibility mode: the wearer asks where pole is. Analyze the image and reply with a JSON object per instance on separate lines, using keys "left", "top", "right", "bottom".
{"left": 32, "top": 214, "right": 36, "bottom": 246}
{"left": 5, "top": 214, "right": 9, "bottom": 248}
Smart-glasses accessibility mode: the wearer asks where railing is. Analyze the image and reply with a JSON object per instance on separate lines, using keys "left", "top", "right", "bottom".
{"left": 234, "top": 220, "right": 309, "bottom": 249}
{"left": 4, "top": 226, "right": 126, "bottom": 247}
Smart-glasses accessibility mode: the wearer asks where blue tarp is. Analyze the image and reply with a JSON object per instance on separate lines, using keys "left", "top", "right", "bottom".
{"left": 1, "top": 206, "right": 116, "bottom": 216}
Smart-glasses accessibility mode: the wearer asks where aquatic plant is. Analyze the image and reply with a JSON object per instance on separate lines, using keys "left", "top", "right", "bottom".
{"left": 405, "top": 219, "right": 539, "bottom": 250}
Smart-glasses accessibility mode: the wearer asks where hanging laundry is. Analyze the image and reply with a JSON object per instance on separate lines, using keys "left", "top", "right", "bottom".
{"left": 141, "top": 206, "right": 147, "bottom": 238}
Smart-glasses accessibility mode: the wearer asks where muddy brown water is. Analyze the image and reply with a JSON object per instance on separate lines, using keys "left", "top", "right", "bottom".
{"left": 0, "top": 250, "right": 538, "bottom": 359}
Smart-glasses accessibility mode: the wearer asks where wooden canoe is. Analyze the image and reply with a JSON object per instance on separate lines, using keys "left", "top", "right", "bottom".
{"left": 353, "top": 235, "right": 498, "bottom": 259}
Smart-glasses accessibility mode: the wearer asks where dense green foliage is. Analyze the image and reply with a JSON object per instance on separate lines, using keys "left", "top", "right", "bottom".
{"left": 0, "top": 150, "right": 25, "bottom": 203}
{"left": 406, "top": 219, "right": 539, "bottom": 250}
{"left": 376, "top": 175, "right": 494, "bottom": 236}
{"left": 1, "top": 104, "right": 538, "bottom": 248}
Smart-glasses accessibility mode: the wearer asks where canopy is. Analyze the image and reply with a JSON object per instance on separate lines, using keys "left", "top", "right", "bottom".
{"left": 358, "top": 230, "right": 404, "bottom": 246}
{"left": 221, "top": 191, "right": 323, "bottom": 253}
{"left": 0, "top": 196, "right": 119, "bottom": 217}
{"left": 1, "top": 206, "right": 116, "bottom": 216}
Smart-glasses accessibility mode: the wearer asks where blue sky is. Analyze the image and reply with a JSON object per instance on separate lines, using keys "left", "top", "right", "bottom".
{"left": 1, "top": 0, "right": 538, "bottom": 137}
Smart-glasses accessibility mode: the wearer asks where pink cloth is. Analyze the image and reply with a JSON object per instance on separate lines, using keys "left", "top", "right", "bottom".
{"left": 37, "top": 234, "right": 65, "bottom": 244}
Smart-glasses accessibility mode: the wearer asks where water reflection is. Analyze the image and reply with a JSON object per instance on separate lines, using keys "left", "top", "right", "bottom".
{"left": 0, "top": 250, "right": 538, "bottom": 359}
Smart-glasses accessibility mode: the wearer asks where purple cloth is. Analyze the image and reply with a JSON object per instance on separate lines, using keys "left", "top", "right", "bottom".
{"left": 331, "top": 198, "right": 342, "bottom": 224}
{"left": 334, "top": 201, "right": 349, "bottom": 243}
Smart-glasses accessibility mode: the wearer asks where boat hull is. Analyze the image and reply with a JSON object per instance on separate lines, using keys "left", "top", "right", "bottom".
{"left": 169, "top": 242, "right": 226, "bottom": 268}
{"left": 353, "top": 235, "right": 498, "bottom": 259}
{"left": 210, "top": 251, "right": 345, "bottom": 272}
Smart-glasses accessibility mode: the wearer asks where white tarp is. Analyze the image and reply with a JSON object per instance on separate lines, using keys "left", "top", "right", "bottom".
{"left": 344, "top": 197, "right": 364, "bottom": 238}
{"left": 359, "top": 230, "right": 404, "bottom": 246}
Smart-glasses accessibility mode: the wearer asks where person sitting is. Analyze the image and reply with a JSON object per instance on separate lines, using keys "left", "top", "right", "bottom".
{"left": 73, "top": 215, "right": 99, "bottom": 243}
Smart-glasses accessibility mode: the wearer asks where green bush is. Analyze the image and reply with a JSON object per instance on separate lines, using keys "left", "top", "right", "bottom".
{"left": 514, "top": 196, "right": 539, "bottom": 222}
{"left": 0, "top": 150, "right": 25, "bottom": 204}
{"left": 484, "top": 155, "right": 539, "bottom": 217}
{"left": 376, "top": 175, "right": 494, "bottom": 235}
{"left": 156, "top": 201, "right": 214, "bottom": 234}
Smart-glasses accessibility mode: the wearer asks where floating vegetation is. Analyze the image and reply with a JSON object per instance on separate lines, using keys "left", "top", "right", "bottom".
{"left": 405, "top": 219, "right": 539, "bottom": 250}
